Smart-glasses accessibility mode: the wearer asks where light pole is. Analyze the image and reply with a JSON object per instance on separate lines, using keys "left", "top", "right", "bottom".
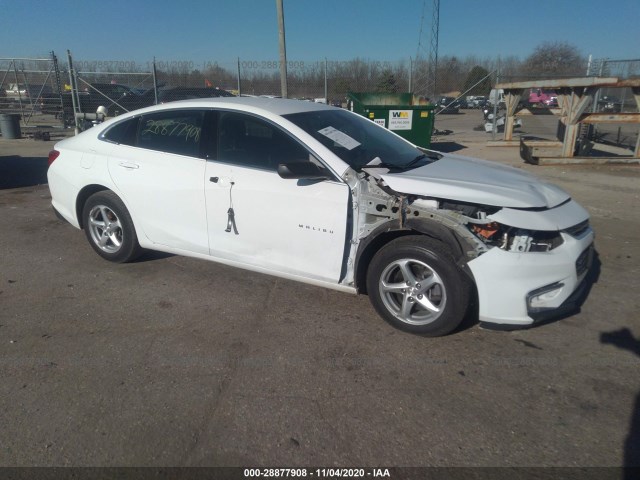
{"left": 276, "top": 0, "right": 288, "bottom": 98}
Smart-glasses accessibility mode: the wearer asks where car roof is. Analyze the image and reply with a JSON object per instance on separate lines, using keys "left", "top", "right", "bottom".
{"left": 141, "top": 96, "right": 335, "bottom": 116}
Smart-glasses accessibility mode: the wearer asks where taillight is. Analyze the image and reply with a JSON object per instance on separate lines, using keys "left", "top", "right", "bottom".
{"left": 48, "top": 149, "right": 60, "bottom": 166}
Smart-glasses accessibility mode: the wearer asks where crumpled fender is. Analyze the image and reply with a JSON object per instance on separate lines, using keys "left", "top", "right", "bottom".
{"left": 354, "top": 217, "right": 475, "bottom": 293}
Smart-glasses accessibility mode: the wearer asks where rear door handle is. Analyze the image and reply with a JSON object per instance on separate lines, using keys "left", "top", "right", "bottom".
{"left": 209, "top": 176, "right": 219, "bottom": 183}
{"left": 118, "top": 161, "right": 139, "bottom": 170}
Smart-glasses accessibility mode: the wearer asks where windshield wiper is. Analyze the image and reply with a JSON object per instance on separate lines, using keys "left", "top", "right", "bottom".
{"left": 403, "top": 151, "right": 442, "bottom": 169}
{"left": 361, "top": 157, "right": 401, "bottom": 170}
{"left": 403, "top": 154, "right": 427, "bottom": 169}
{"left": 361, "top": 161, "right": 397, "bottom": 169}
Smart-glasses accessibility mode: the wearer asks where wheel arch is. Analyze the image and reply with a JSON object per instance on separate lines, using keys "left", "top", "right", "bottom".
{"left": 354, "top": 218, "right": 476, "bottom": 295}
{"left": 75, "top": 184, "right": 110, "bottom": 229}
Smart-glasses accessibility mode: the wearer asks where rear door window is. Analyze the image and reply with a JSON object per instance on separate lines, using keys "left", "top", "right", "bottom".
{"left": 137, "top": 110, "right": 205, "bottom": 157}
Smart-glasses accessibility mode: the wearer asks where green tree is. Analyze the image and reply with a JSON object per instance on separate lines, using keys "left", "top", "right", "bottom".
{"left": 376, "top": 69, "right": 399, "bottom": 93}
{"left": 462, "top": 66, "right": 492, "bottom": 95}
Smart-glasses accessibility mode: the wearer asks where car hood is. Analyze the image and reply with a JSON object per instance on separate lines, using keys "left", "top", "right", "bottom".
{"left": 380, "top": 153, "right": 570, "bottom": 208}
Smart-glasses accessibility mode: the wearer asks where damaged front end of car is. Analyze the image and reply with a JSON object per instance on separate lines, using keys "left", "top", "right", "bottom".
{"left": 343, "top": 153, "right": 595, "bottom": 328}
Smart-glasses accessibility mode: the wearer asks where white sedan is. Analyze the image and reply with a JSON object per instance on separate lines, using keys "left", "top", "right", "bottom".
{"left": 47, "top": 97, "right": 594, "bottom": 336}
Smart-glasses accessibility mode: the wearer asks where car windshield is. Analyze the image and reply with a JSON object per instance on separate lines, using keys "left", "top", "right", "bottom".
{"left": 283, "top": 109, "right": 439, "bottom": 171}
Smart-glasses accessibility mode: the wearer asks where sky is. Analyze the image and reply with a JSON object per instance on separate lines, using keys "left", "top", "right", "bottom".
{"left": 1, "top": 0, "right": 639, "bottom": 69}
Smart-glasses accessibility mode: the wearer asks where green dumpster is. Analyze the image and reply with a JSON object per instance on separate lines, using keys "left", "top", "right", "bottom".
{"left": 346, "top": 92, "right": 435, "bottom": 148}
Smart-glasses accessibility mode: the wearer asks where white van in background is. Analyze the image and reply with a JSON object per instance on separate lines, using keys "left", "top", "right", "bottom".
{"left": 489, "top": 88, "right": 505, "bottom": 107}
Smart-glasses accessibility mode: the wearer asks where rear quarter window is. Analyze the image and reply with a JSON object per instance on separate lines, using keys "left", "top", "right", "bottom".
{"left": 102, "top": 117, "right": 139, "bottom": 146}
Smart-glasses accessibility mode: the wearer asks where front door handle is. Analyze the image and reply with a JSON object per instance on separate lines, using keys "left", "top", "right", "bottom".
{"left": 118, "top": 161, "right": 139, "bottom": 170}
{"left": 209, "top": 176, "right": 219, "bottom": 183}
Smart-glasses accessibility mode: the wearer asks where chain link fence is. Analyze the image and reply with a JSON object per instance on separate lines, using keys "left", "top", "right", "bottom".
{"left": 588, "top": 58, "right": 640, "bottom": 115}
{"left": 0, "top": 53, "right": 511, "bottom": 132}
{"left": 1, "top": 52, "right": 637, "bottom": 150}
{"left": 587, "top": 59, "right": 640, "bottom": 151}
{"left": 0, "top": 53, "right": 64, "bottom": 127}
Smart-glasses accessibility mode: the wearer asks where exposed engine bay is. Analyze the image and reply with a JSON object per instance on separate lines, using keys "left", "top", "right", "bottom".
{"left": 344, "top": 166, "right": 591, "bottom": 285}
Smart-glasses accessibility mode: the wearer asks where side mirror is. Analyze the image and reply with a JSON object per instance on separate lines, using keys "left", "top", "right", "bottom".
{"left": 277, "top": 162, "right": 332, "bottom": 180}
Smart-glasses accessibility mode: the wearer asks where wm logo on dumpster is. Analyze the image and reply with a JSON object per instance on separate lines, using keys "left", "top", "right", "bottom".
{"left": 388, "top": 110, "right": 413, "bottom": 130}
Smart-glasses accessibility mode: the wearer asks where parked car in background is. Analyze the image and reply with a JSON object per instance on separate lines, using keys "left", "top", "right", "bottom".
{"left": 466, "top": 96, "right": 487, "bottom": 108}
{"left": 40, "top": 83, "right": 146, "bottom": 119}
{"left": 1, "top": 84, "right": 50, "bottom": 108}
{"left": 597, "top": 95, "right": 624, "bottom": 113}
{"left": 5, "top": 83, "right": 27, "bottom": 95}
{"left": 21, "top": 84, "right": 54, "bottom": 101}
{"left": 155, "top": 86, "right": 235, "bottom": 104}
{"left": 528, "top": 88, "right": 558, "bottom": 107}
{"left": 113, "top": 86, "right": 235, "bottom": 115}
{"left": 41, "top": 84, "right": 235, "bottom": 121}
{"left": 435, "top": 96, "right": 460, "bottom": 114}
{"left": 47, "top": 97, "right": 594, "bottom": 336}
{"left": 472, "top": 97, "right": 489, "bottom": 109}
{"left": 457, "top": 98, "right": 470, "bottom": 109}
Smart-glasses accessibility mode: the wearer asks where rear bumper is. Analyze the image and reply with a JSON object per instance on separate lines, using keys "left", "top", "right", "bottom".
{"left": 52, "top": 205, "right": 70, "bottom": 224}
{"left": 47, "top": 165, "right": 81, "bottom": 229}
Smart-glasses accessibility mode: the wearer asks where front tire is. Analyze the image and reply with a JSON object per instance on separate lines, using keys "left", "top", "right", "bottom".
{"left": 82, "top": 191, "right": 142, "bottom": 263}
{"left": 366, "top": 236, "right": 470, "bottom": 336}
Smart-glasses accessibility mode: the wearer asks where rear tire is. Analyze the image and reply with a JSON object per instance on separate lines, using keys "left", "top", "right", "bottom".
{"left": 366, "top": 236, "right": 470, "bottom": 336}
{"left": 82, "top": 191, "right": 142, "bottom": 263}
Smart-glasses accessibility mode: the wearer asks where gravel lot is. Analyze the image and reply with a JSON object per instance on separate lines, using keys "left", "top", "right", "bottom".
{"left": 1, "top": 112, "right": 639, "bottom": 470}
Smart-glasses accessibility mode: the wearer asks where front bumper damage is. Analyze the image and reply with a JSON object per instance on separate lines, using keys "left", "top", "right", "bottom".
{"left": 467, "top": 228, "right": 594, "bottom": 326}
{"left": 347, "top": 163, "right": 595, "bottom": 329}
{"left": 347, "top": 156, "right": 594, "bottom": 328}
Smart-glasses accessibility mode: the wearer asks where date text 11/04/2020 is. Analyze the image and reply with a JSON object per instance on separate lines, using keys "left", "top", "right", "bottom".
{"left": 243, "top": 468, "right": 391, "bottom": 478}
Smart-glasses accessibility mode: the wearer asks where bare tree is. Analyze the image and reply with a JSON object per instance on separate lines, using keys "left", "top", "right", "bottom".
{"left": 521, "top": 41, "right": 586, "bottom": 77}
{"left": 436, "top": 55, "right": 463, "bottom": 94}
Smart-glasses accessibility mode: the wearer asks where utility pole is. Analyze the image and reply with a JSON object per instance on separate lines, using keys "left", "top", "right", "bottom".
{"left": 237, "top": 57, "right": 242, "bottom": 96}
{"left": 152, "top": 57, "right": 158, "bottom": 105}
{"left": 324, "top": 57, "right": 328, "bottom": 103}
{"left": 276, "top": 0, "right": 288, "bottom": 98}
{"left": 409, "top": 57, "right": 413, "bottom": 93}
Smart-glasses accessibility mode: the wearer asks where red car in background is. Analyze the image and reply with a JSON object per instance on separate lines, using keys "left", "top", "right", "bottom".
{"left": 528, "top": 88, "right": 558, "bottom": 107}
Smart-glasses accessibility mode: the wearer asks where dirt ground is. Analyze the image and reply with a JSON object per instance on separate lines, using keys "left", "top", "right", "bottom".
{"left": 1, "top": 112, "right": 639, "bottom": 471}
